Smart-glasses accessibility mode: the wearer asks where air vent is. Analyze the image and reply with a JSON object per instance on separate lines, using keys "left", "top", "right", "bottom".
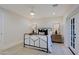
{"left": 52, "top": 4, "right": 58, "bottom": 7}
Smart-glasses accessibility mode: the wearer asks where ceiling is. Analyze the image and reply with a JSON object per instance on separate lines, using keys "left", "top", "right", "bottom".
{"left": 0, "top": 4, "right": 79, "bottom": 19}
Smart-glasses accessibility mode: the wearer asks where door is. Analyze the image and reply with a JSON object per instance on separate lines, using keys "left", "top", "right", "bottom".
{"left": 0, "top": 10, "right": 4, "bottom": 49}
{"left": 0, "top": 14, "right": 2, "bottom": 41}
{"left": 71, "top": 18, "right": 76, "bottom": 49}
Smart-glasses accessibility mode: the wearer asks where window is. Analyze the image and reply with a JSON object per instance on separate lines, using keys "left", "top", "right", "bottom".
{"left": 71, "top": 18, "right": 75, "bottom": 49}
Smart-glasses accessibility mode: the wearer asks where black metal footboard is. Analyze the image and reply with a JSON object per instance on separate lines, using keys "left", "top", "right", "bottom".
{"left": 24, "top": 33, "right": 48, "bottom": 53}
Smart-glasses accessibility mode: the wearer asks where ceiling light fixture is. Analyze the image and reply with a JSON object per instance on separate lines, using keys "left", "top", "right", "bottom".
{"left": 30, "top": 7, "right": 35, "bottom": 16}
{"left": 30, "top": 11, "right": 35, "bottom": 16}
{"left": 51, "top": 5, "right": 57, "bottom": 16}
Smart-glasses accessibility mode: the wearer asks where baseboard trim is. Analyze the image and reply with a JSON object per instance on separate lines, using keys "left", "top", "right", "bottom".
{"left": 68, "top": 47, "right": 75, "bottom": 55}
{"left": 1, "top": 41, "right": 23, "bottom": 52}
{"left": 52, "top": 41, "right": 63, "bottom": 43}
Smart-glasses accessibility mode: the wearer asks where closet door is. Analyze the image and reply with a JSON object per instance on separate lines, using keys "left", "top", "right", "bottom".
{"left": 0, "top": 10, "right": 4, "bottom": 49}
{"left": 0, "top": 12, "right": 3, "bottom": 49}
{"left": 0, "top": 14, "right": 2, "bottom": 41}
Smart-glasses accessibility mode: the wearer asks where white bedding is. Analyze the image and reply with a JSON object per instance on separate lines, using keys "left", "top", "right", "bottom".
{"left": 24, "top": 35, "right": 52, "bottom": 53}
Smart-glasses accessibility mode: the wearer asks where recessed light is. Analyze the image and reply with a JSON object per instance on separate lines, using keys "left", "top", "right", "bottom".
{"left": 53, "top": 12, "right": 55, "bottom": 15}
{"left": 30, "top": 6, "right": 35, "bottom": 16}
{"left": 30, "top": 12, "right": 35, "bottom": 16}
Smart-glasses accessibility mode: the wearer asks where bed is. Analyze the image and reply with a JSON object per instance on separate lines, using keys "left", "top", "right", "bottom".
{"left": 24, "top": 33, "right": 52, "bottom": 53}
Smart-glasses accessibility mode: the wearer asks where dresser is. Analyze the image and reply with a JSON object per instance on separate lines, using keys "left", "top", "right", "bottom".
{"left": 51, "top": 35, "right": 62, "bottom": 43}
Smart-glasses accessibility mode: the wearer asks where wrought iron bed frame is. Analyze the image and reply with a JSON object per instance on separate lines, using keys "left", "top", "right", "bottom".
{"left": 24, "top": 33, "right": 49, "bottom": 53}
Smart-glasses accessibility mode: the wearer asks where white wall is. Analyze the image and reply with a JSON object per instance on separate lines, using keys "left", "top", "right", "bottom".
{"left": 64, "top": 7, "right": 79, "bottom": 54}
{"left": 63, "top": 5, "right": 79, "bottom": 46}
{"left": 75, "top": 13, "right": 79, "bottom": 54}
{"left": 0, "top": 7, "right": 31, "bottom": 50}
